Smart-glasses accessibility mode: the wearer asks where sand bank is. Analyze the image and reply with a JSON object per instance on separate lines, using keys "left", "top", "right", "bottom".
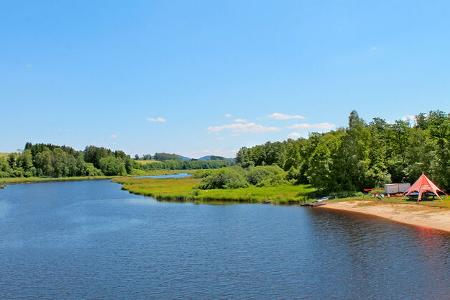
{"left": 322, "top": 201, "right": 450, "bottom": 233}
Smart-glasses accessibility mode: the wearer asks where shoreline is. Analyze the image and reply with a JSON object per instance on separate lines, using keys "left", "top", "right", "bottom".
{"left": 0, "top": 176, "right": 116, "bottom": 187}
{"left": 0, "top": 170, "right": 193, "bottom": 188}
{"left": 321, "top": 201, "right": 450, "bottom": 234}
{"left": 3, "top": 175, "right": 450, "bottom": 234}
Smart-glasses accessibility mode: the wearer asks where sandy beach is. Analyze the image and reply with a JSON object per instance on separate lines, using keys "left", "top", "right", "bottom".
{"left": 322, "top": 201, "right": 450, "bottom": 233}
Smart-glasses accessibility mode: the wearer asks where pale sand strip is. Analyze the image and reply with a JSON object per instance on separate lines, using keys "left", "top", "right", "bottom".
{"left": 321, "top": 201, "right": 450, "bottom": 233}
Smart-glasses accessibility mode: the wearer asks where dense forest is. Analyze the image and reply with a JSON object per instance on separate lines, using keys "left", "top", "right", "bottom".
{"left": 236, "top": 111, "right": 450, "bottom": 192}
{"left": 135, "top": 153, "right": 230, "bottom": 162}
{"left": 0, "top": 144, "right": 134, "bottom": 178}
{"left": 136, "top": 153, "right": 187, "bottom": 161}
{"left": 137, "top": 159, "right": 234, "bottom": 170}
{"left": 0, "top": 144, "right": 234, "bottom": 178}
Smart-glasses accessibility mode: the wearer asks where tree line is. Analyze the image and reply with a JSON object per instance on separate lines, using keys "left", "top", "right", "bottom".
{"left": 0, "top": 143, "right": 234, "bottom": 178}
{"left": 236, "top": 111, "right": 450, "bottom": 193}
{"left": 137, "top": 159, "right": 234, "bottom": 170}
{"left": 136, "top": 153, "right": 185, "bottom": 161}
{"left": 0, "top": 143, "right": 134, "bottom": 178}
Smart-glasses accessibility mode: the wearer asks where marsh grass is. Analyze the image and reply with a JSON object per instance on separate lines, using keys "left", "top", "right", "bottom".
{"left": 114, "top": 177, "right": 316, "bottom": 204}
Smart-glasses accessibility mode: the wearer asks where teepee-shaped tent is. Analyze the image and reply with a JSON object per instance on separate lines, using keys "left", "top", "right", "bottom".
{"left": 404, "top": 173, "right": 445, "bottom": 201}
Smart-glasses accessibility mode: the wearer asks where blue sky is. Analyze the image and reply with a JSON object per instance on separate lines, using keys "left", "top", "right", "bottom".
{"left": 1, "top": 0, "right": 449, "bottom": 157}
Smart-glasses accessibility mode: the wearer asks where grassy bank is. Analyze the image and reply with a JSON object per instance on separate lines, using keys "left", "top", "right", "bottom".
{"left": 113, "top": 176, "right": 316, "bottom": 204}
{"left": 0, "top": 176, "right": 115, "bottom": 186}
{"left": 0, "top": 170, "right": 195, "bottom": 188}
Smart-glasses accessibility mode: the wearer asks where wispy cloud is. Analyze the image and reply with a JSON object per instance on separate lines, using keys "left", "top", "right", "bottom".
{"left": 233, "top": 118, "right": 248, "bottom": 123}
{"left": 111, "top": 134, "right": 118, "bottom": 140}
{"left": 224, "top": 113, "right": 233, "bottom": 118}
{"left": 208, "top": 120, "right": 279, "bottom": 134}
{"left": 287, "top": 132, "right": 302, "bottom": 139}
{"left": 288, "top": 122, "right": 335, "bottom": 130}
{"left": 269, "top": 112, "right": 305, "bottom": 120}
{"left": 402, "top": 115, "right": 416, "bottom": 122}
{"left": 147, "top": 116, "right": 167, "bottom": 123}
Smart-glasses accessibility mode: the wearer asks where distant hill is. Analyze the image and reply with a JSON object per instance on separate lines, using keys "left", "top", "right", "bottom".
{"left": 198, "top": 155, "right": 232, "bottom": 161}
{"left": 140, "top": 152, "right": 234, "bottom": 162}
{"left": 198, "top": 155, "right": 234, "bottom": 161}
{"left": 152, "top": 153, "right": 191, "bottom": 161}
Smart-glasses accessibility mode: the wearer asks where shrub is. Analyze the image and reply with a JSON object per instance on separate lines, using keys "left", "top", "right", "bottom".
{"left": 246, "top": 165, "right": 288, "bottom": 187}
{"left": 199, "top": 167, "right": 248, "bottom": 189}
{"left": 192, "top": 169, "right": 214, "bottom": 178}
{"left": 99, "top": 156, "right": 127, "bottom": 176}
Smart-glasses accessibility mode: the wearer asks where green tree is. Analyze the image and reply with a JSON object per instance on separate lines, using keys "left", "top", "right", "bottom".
{"left": 99, "top": 156, "right": 127, "bottom": 176}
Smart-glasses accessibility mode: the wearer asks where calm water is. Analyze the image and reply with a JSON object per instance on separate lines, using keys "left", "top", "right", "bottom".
{"left": 0, "top": 180, "right": 449, "bottom": 299}
{"left": 135, "top": 173, "right": 191, "bottom": 179}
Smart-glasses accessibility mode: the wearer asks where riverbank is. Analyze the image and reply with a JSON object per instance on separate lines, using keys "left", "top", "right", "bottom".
{"left": 114, "top": 176, "right": 315, "bottom": 204}
{"left": 0, "top": 170, "right": 195, "bottom": 188}
{"left": 0, "top": 176, "right": 115, "bottom": 186}
{"left": 322, "top": 200, "right": 450, "bottom": 233}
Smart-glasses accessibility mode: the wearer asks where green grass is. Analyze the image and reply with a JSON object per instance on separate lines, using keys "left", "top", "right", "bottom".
{"left": 134, "top": 159, "right": 159, "bottom": 165}
{"left": 113, "top": 176, "right": 316, "bottom": 204}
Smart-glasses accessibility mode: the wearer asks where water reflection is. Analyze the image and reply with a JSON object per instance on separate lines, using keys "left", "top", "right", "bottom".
{"left": 134, "top": 173, "right": 191, "bottom": 179}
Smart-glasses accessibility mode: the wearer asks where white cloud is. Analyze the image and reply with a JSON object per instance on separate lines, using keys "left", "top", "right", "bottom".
{"left": 402, "top": 115, "right": 416, "bottom": 122}
{"left": 288, "top": 122, "right": 335, "bottom": 130}
{"left": 233, "top": 118, "right": 248, "bottom": 123}
{"left": 225, "top": 113, "right": 233, "bottom": 118}
{"left": 287, "top": 132, "right": 302, "bottom": 139}
{"left": 147, "top": 116, "right": 167, "bottom": 123}
{"left": 111, "top": 134, "right": 118, "bottom": 140}
{"left": 269, "top": 112, "right": 305, "bottom": 120}
{"left": 208, "top": 121, "right": 279, "bottom": 134}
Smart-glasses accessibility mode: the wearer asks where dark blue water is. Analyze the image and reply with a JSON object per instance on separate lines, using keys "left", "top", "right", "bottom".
{"left": 135, "top": 173, "right": 191, "bottom": 179}
{"left": 0, "top": 180, "right": 449, "bottom": 299}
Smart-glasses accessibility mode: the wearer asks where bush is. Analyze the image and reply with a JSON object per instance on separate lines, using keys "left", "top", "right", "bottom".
{"left": 99, "top": 156, "right": 127, "bottom": 176}
{"left": 192, "top": 169, "right": 214, "bottom": 178}
{"left": 246, "top": 165, "right": 287, "bottom": 187}
{"left": 199, "top": 167, "right": 248, "bottom": 189}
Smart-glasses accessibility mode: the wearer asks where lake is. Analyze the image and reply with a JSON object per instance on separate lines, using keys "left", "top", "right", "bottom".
{"left": 0, "top": 180, "right": 449, "bottom": 299}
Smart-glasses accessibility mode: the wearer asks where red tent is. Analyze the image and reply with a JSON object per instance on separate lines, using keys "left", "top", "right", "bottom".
{"left": 404, "top": 173, "right": 445, "bottom": 201}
